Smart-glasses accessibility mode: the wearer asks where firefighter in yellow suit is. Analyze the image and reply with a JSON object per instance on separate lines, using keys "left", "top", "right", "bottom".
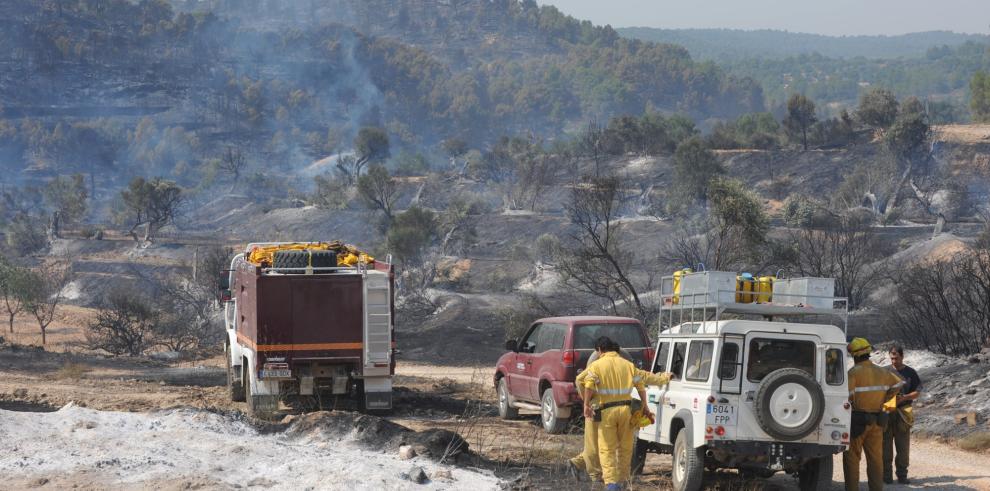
{"left": 843, "top": 338, "right": 904, "bottom": 491}
{"left": 570, "top": 347, "right": 672, "bottom": 482}
{"left": 581, "top": 337, "right": 670, "bottom": 490}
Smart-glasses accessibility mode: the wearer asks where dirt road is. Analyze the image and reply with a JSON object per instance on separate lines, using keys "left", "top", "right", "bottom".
{"left": 2, "top": 352, "right": 988, "bottom": 490}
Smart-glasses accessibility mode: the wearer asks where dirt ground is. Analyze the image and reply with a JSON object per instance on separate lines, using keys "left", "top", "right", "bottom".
{"left": 2, "top": 349, "right": 988, "bottom": 490}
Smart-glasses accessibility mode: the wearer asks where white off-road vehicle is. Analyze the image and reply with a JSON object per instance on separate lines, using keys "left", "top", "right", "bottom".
{"left": 633, "top": 271, "right": 850, "bottom": 491}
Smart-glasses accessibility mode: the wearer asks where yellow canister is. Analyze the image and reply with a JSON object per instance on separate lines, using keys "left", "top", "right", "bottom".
{"left": 736, "top": 273, "right": 754, "bottom": 303}
{"left": 672, "top": 268, "right": 691, "bottom": 304}
{"left": 756, "top": 276, "right": 774, "bottom": 303}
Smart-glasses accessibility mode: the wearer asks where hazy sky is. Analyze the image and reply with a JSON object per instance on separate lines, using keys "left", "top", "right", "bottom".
{"left": 538, "top": 0, "right": 990, "bottom": 36}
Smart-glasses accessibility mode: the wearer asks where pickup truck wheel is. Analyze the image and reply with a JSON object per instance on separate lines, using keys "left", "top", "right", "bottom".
{"left": 671, "top": 429, "right": 704, "bottom": 491}
{"left": 797, "top": 456, "right": 833, "bottom": 490}
{"left": 754, "top": 368, "right": 825, "bottom": 441}
{"left": 497, "top": 378, "right": 518, "bottom": 420}
{"left": 226, "top": 347, "right": 245, "bottom": 402}
{"left": 541, "top": 388, "right": 567, "bottom": 434}
{"left": 631, "top": 438, "right": 648, "bottom": 475}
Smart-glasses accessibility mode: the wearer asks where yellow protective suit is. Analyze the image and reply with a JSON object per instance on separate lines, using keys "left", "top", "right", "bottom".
{"left": 843, "top": 360, "right": 904, "bottom": 491}
{"left": 581, "top": 352, "right": 656, "bottom": 485}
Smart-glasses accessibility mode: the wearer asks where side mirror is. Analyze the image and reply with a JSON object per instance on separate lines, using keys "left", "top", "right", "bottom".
{"left": 505, "top": 339, "right": 518, "bottom": 352}
{"left": 219, "top": 270, "right": 231, "bottom": 290}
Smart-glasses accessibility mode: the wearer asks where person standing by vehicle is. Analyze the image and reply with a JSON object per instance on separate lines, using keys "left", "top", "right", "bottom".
{"left": 569, "top": 347, "right": 632, "bottom": 483}
{"left": 581, "top": 337, "right": 664, "bottom": 490}
{"left": 883, "top": 345, "right": 921, "bottom": 485}
{"left": 569, "top": 344, "right": 671, "bottom": 483}
{"left": 843, "top": 338, "right": 904, "bottom": 491}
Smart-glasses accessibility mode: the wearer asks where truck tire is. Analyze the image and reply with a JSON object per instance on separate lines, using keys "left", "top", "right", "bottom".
{"left": 497, "top": 378, "right": 519, "bottom": 420}
{"left": 797, "top": 455, "right": 833, "bottom": 490}
{"left": 244, "top": 365, "right": 278, "bottom": 420}
{"left": 272, "top": 250, "right": 336, "bottom": 272}
{"left": 541, "top": 388, "right": 568, "bottom": 434}
{"left": 631, "top": 438, "right": 648, "bottom": 475}
{"left": 754, "top": 368, "right": 825, "bottom": 441}
{"left": 671, "top": 429, "right": 704, "bottom": 491}
{"left": 226, "top": 345, "right": 245, "bottom": 402}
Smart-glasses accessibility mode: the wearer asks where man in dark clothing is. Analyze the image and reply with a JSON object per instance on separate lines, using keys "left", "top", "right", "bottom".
{"left": 883, "top": 345, "right": 922, "bottom": 485}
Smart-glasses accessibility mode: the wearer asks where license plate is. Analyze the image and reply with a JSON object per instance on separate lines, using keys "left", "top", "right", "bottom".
{"left": 260, "top": 369, "right": 291, "bottom": 379}
{"left": 706, "top": 403, "right": 737, "bottom": 425}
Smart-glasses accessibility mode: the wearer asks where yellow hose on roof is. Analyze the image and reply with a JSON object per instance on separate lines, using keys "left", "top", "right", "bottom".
{"left": 246, "top": 241, "right": 374, "bottom": 267}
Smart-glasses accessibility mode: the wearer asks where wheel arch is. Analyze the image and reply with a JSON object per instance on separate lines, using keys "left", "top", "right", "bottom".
{"left": 669, "top": 409, "right": 702, "bottom": 448}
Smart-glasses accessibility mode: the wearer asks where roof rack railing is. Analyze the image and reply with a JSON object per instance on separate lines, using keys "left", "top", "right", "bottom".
{"left": 657, "top": 273, "right": 849, "bottom": 335}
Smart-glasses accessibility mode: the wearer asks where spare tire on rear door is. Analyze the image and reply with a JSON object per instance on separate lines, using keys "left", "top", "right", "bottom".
{"left": 753, "top": 368, "right": 825, "bottom": 441}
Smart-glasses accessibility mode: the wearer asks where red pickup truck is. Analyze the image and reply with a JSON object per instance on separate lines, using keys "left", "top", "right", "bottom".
{"left": 494, "top": 316, "right": 653, "bottom": 433}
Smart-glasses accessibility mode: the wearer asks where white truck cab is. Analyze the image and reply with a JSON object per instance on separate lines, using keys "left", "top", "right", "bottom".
{"left": 634, "top": 271, "right": 850, "bottom": 491}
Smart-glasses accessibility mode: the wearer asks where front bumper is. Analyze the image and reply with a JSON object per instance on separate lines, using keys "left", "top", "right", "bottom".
{"left": 708, "top": 440, "right": 845, "bottom": 471}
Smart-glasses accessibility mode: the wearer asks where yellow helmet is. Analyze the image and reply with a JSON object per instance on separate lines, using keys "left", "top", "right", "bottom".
{"left": 847, "top": 337, "right": 872, "bottom": 357}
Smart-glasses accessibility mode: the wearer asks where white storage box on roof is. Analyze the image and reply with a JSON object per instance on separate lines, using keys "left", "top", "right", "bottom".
{"left": 679, "top": 271, "right": 737, "bottom": 304}
{"left": 772, "top": 277, "right": 835, "bottom": 309}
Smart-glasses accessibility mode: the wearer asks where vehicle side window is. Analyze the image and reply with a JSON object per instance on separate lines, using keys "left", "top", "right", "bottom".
{"left": 520, "top": 324, "right": 542, "bottom": 353}
{"left": 718, "top": 342, "right": 740, "bottom": 380}
{"left": 826, "top": 348, "right": 844, "bottom": 385}
{"left": 670, "top": 342, "right": 687, "bottom": 379}
{"left": 653, "top": 342, "right": 670, "bottom": 373}
{"left": 535, "top": 323, "right": 566, "bottom": 353}
{"left": 685, "top": 341, "right": 714, "bottom": 382}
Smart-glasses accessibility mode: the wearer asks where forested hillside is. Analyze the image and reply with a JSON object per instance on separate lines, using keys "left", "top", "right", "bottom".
{"left": 0, "top": 0, "right": 763, "bottom": 187}
{"left": 622, "top": 27, "right": 990, "bottom": 115}
{"left": 618, "top": 28, "right": 989, "bottom": 60}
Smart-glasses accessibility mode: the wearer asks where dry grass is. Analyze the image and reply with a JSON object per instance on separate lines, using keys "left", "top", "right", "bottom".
{"left": 55, "top": 362, "right": 91, "bottom": 380}
{"left": 958, "top": 432, "right": 990, "bottom": 452}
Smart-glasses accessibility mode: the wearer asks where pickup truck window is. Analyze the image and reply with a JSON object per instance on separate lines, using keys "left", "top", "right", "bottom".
{"left": 653, "top": 342, "right": 670, "bottom": 373}
{"left": 520, "top": 324, "right": 543, "bottom": 353}
{"left": 670, "top": 342, "right": 687, "bottom": 379}
{"left": 573, "top": 323, "right": 645, "bottom": 350}
{"left": 535, "top": 323, "right": 566, "bottom": 353}
{"left": 718, "top": 342, "right": 740, "bottom": 380}
{"left": 825, "top": 348, "right": 844, "bottom": 385}
{"left": 747, "top": 338, "right": 815, "bottom": 382}
{"left": 685, "top": 341, "right": 714, "bottom": 382}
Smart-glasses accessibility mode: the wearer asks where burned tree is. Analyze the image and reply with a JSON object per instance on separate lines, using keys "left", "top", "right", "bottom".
{"left": 788, "top": 215, "right": 892, "bottom": 309}
{"left": 218, "top": 146, "right": 246, "bottom": 191}
{"left": 555, "top": 174, "right": 646, "bottom": 318}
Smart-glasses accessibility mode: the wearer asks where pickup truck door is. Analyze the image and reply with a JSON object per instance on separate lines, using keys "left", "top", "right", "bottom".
{"left": 510, "top": 323, "right": 543, "bottom": 401}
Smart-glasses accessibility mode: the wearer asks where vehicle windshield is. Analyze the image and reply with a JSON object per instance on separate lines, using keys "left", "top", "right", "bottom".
{"left": 573, "top": 323, "right": 646, "bottom": 349}
{"left": 746, "top": 338, "right": 815, "bottom": 382}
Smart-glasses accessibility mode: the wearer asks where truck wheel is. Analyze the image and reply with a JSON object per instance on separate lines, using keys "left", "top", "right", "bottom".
{"left": 226, "top": 346, "right": 245, "bottom": 402}
{"left": 631, "top": 438, "right": 648, "bottom": 475}
{"left": 497, "top": 378, "right": 518, "bottom": 420}
{"left": 244, "top": 367, "right": 277, "bottom": 420}
{"left": 541, "top": 388, "right": 567, "bottom": 434}
{"left": 671, "top": 429, "right": 704, "bottom": 491}
{"left": 754, "top": 368, "right": 825, "bottom": 441}
{"left": 797, "top": 456, "right": 833, "bottom": 490}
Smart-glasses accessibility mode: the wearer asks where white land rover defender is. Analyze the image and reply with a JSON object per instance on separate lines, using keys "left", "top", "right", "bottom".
{"left": 634, "top": 271, "right": 850, "bottom": 491}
